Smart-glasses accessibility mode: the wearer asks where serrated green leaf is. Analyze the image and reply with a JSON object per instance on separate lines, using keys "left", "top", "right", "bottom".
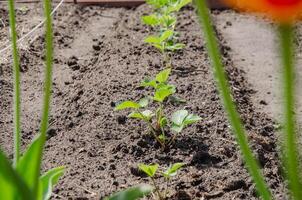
{"left": 115, "top": 101, "right": 141, "bottom": 111}
{"left": 184, "top": 114, "right": 201, "bottom": 125}
{"left": 142, "top": 15, "right": 159, "bottom": 26}
{"left": 38, "top": 166, "right": 65, "bottom": 200}
{"left": 154, "top": 88, "right": 174, "bottom": 102}
{"left": 138, "top": 164, "right": 159, "bottom": 177}
{"left": 163, "top": 163, "right": 185, "bottom": 178}
{"left": 156, "top": 68, "right": 171, "bottom": 83}
{"left": 139, "top": 97, "right": 149, "bottom": 107}
{"left": 160, "top": 30, "right": 174, "bottom": 42}
{"left": 171, "top": 110, "right": 188, "bottom": 126}
{"left": 0, "top": 149, "right": 33, "bottom": 200}
{"left": 106, "top": 184, "right": 153, "bottom": 200}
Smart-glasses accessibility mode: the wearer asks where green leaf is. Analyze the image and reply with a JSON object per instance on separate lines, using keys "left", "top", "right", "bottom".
{"left": 154, "top": 87, "right": 174, "bottom": 102}
{"left": 171, "top": 110, "right": 188, "bottom": 126}
{"left": 159, "top": 117, "right": 168, "bottom": 128}
{"left": 170, "top": 96, "right": 186, "bottom": 104}
{"left": 142, "top": 15, "right": 159, "bottom": 26}
{"left": 141, "top": 78, "right": 157, "bottom": 88}
{"left": 160, "top": 30, "right": 174, "bottom": 42}
{"left": 144, "top": 36, "right": 161, "bottom": 44}
{"left": 17, "top": 135, "right": 43, "bottom": 191}
{"left": 184, "top": 114, "right": 201, "bottom": 126}
{"left": 166, "top": 43, "right": 185, "bottom": 51}
{"left": 129, "top": 110, "right": 154, "bottom": 121}
{"left": 171, "top": 124, "right": 184, "bottom": 133}
{"left": 139, "top": 97, "right": 149, "bottom": 107}
{"left": 0, "top": 149, "right": 33, "bottom": 200}
{"left": 106, "top": 184, "right": 153, "bottom": 200}
{"left": 115, "top": 101, "right": 141, "bottom": 111}
{"left": 163, "top": 163, "right": 185, "bottom": 178}
{"left": 156, "top": 68, "right": 171, "bottom": 83}
{"left": 138, "top": 164, "right": 159, "bottom": 177}
{"left": 38, "top": 166, "right": 65, "bottom": 200}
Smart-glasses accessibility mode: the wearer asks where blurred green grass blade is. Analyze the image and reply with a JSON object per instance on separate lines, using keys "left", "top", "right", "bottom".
{"left": 16, "top": 135, "right": 43, "bottom": 191}
{"left": 279, "top": 24, "right": 302, "bottom": 200}
{"left": 105, "top": 185, "right": 153, "bottom": 200}
{"left": 194, "top": 0, "right": 272, "bottom": 199}
{"left": 8, "top": 0, "right": 21, "bottom": 166}
{"left": 0, "top": 149, "right": 33, "bottom": 200}
{"left": 38, "top": 166, "right": 65, "bottom": 200}
{"left": 33, "top": 0, "right": 55, "bottom": 197}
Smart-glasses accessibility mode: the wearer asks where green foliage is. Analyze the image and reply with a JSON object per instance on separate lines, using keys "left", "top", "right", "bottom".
{"left": 1, "top": 0, "right": 65, "bottom": 199}
{"left": 142, "top": 0, "right": 191, "bottom": 68}
{"left": 138, "top": 164, "right": 159, "bottom": 177}
{"left": 138, "top": 163, "right": 185, "bottom": 200}
{"left": 115, "top": 69, "right": 200, "bottom": 149}
{"left": 105, "top": 185, "right": 153, "bottom": 200}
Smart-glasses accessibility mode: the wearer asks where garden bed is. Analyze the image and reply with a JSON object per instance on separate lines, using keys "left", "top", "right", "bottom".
{"left": 0, "top": 3, "right": 285, "bottom": 199}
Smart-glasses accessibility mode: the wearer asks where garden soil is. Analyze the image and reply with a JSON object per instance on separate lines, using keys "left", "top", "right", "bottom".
{"left": 0, "top": 3, "right": 287, "bottom": 200}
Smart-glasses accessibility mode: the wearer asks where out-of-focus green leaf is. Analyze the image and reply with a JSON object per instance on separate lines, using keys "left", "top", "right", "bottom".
{"left": 115, "top": 101, "right": 141, "bottom": 111}
{"left": 142, "top": 15, "right": 159, "bottom": 26}
{"left": 0, "top": 149, "right": 33, "bottom": 200}
{"left": 144, "top": 36, "right": 161, "bottom": 44}
{"left": 105, "top": 184, "right": 153, "bottom": 200}
{"left": 156, "top": 68, "right": 171, "bottom": 83}
{"left": 166, "top": 43, "right": 185, "bottom": 51}
{"left": 184, "top": 114, "right": 201, "bottom": 125}
{"left": 141, "top": 78, "right": 157, "bottom": 88}
{"left": 38, "top": 166, "right": 65, "bottom": 200}
{"left": 163, "top": 163, "right": 185, "bottom": 178}
{"left": 138, "top": 164, "right": 159, "bottom": 177}
{"left": 171, "top": 110, "right": 188, "bottom": 126}
{"left": 17, "top": 135, "right": 42, "bottom": 191}
{"left": 154, "top": 87, "right": 174, "bottom": 102}
{"left": 171, "top": 124, "right": 184, "bottom": 133}
{"left": 160, "top": 30, "right": 174, "bottom": 42}
{"left": 129, "top": 110, "right": 154, "bottom": 121}
{"left": 139, "top": 97, "right": 149, "bottom": 108}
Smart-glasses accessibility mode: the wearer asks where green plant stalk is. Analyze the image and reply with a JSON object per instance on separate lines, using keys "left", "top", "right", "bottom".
{"left": 151, "top": 177, "right": 163, "bottom": 200}
{"left": 194, "top": 1, "right": 272, "bottom": 199}
{"left": 8, "top": 0, "right": 21, "bottom": 166}
{"left": 33, "top": 0, "right": 54, "bottom": 197}
{"left": 279, "top": 24, "right": 302, "bottom": 200}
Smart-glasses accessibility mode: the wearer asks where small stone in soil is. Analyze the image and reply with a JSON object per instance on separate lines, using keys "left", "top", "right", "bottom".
{"left": 46, "top": 128, "right": 57, "bottom": 140}
{"left": 117, "top": 116, "right": 126, "bottom": 124}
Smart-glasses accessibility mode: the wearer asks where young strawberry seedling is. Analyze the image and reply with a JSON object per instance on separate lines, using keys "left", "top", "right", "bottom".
{"left": 115, "top": 68, "right": 200, "bottom": 149}
{"left": 142, "top": 0, "right": 191, "bottom": 68}
{"left": 138, "top": 163, "right": 185, "bottom": 200}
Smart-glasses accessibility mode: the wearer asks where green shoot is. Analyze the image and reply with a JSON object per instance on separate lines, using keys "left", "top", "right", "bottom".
{"left": 142, "top": 0, "right": 191, "bottom": 68}
{"left": 105, "top": 185, "right": 153, "bottom": 200}
{"left": 115, "top": 68, "right": 200, "bottom": 149}
{"left": 8, "top": 0, "right": 21, "bottom": 166}
{"left": 138, "top": 163, "right": 184, "bottom": 199}
{"left": 194, "top": 1, "right": 272, "bottom": 200}
{"left": 0, "top": 0, "right": 65, "bottom": 199}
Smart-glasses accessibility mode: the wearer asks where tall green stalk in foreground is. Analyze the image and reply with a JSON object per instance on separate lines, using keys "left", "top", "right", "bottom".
{"left": 8, "top": 0, "right": 21, "bottom": 166}
{"left": 0, "top": 0, "right": 65, "bottom": 199}
{"left": 194, "top": 1, "right": 272, "bottom": 199}
{"left": 279, "top": 25, "right": 302, "bottom": 200}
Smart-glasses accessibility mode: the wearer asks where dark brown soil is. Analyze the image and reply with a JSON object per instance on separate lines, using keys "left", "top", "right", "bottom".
{"left": 0, "top": 3, "right": 285, "bottom": 200}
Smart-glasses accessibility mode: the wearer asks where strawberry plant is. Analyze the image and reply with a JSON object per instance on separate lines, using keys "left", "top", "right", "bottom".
{"left": 138, "top": 163, "right": 185, "bottom": 200}
{"left": 115, "top": 68, "right": 200, "bottom": 149}
{"left": 142, "top": 0, "right": 191, "bottom": 68}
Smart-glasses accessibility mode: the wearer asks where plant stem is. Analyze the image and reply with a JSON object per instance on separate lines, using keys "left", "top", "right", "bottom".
{"left": 8, "top": 0, "right": 21, "bottom": 166}
{"left": 194, "top": 1, "right": 272, "bottom": 200}
{"left": 279, "top": 24, "right": 302, "bottom": 200}
{"left": 33, "top": 0, "right": 54, "bottom": 197}
{"left": 151, "top": 177, "right": 163, "bottom": 200}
